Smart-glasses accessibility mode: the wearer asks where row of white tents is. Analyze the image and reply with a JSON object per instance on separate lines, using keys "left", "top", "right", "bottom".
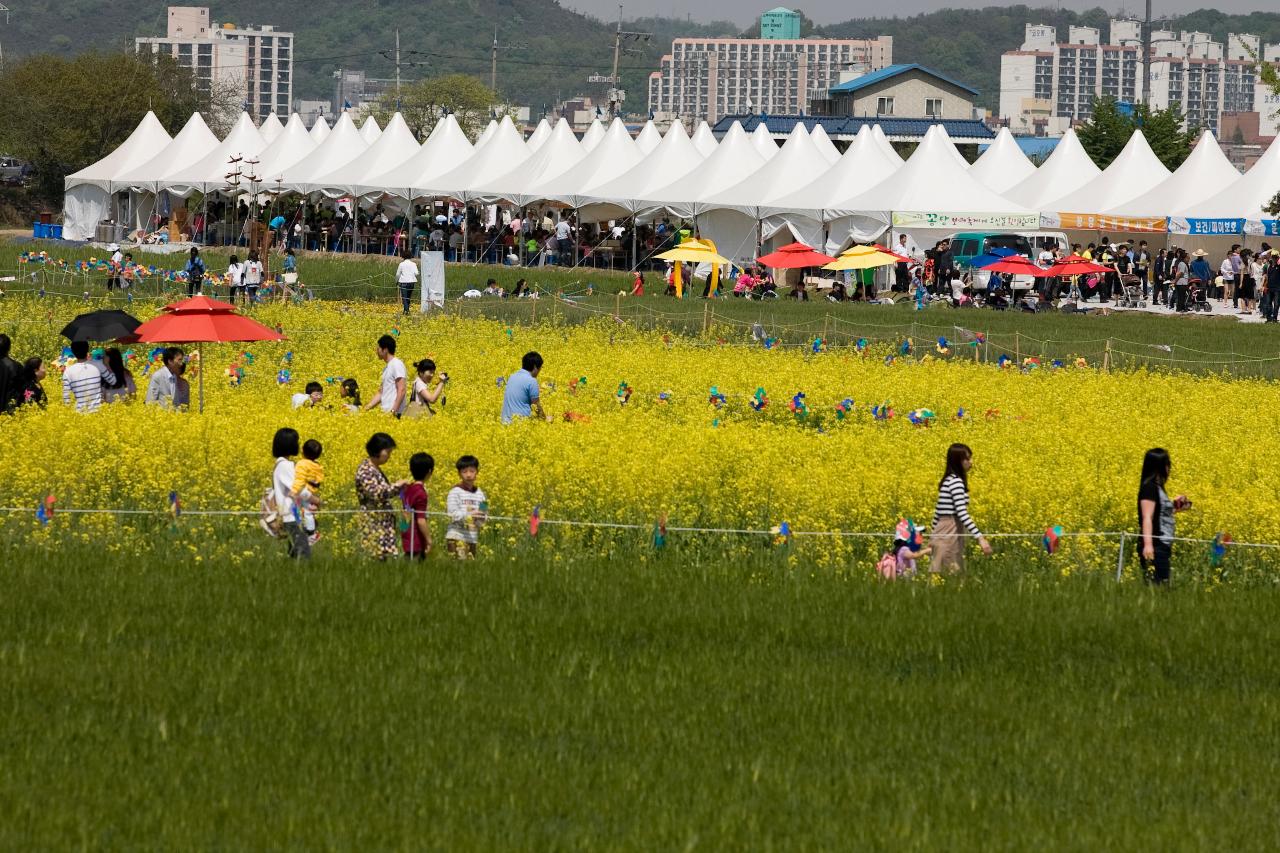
{"left": 64, "top": 109, "right": 1280, "bottom": 260}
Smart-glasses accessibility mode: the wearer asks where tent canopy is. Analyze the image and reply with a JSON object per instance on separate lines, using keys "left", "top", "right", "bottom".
{"left": 161, "top": 112, "right": 266, "bottom": 198}
{"left": 280, "top": 112, "right": 370, "bottom": 195}
{"left": 358, "top": 113, "right": 473, "bottom": 201}
{"left": 259, "top": 113, "right": 284, "bottom": 144}
{"left": 579, "top": 120, "right": 606, "bottom": 152}
{"left": 358, "top": 116, "right": 382, "bottom": 144}
{"left": 525, "top": 119, "right": 552, "bottom": 152}
{"left": 1173, "top": 132, "right": 1280, "bottom": 230}
{"left": 1041, "top": 129, "right": 1171, "bottom": 218}
{"left": 472, "top": 118, "right": 585, "bottom": 207}
{"left": 65, "top": 111, "right": 172, "bottom": 193}
{"left": 314, "top": 112, "right": 420, "bottom": 199}
{"left": 535, "top": 118, "right": 644, "bottom": 209}
{"left": 256, "top": 113, "right": 319, "bottom": 184}
{"left": 576, "top": 120, "right": 704, "bottom": 221}
{"left": 969, "top": 127, "right": 1037, "bottom": 194}
{"left": 1108, "top": 130, "right": 1239, "bottom": 219}
{"left": 1002, "top": 128, "right": 1099, "bottom": 209}
{"left": 418, "top": 115, "right": 529, "bottom": 202}
{"left": 639, "top": 122, "right": 766, "bottom": 219}
{"left": 634, "top": 121, "right": 662, "bottom": 155}
{"left": 309, "top": 116, "right": 331, "bottom": 142}
{"left": 114, "top": 112, "right": 219, "bottom": 193}
{"left": 691, "top": 122, "right": 719, "bottom": 157}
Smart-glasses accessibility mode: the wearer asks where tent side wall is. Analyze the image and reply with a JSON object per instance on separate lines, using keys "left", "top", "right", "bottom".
{"left": 63, "top": 184, "right": 112, "bottom": 241}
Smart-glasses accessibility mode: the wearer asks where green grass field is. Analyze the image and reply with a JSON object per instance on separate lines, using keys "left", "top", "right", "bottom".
{"left": 6, "top": 238, "right": 1278, "bottom": 376}
{"left": 3, "top": 545, "right": 1279, "bottom": 848}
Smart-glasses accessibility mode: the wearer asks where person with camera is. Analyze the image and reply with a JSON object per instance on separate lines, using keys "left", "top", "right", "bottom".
{"left": 1137, "top": 448, "right": 1192, "bottom": 585}
{"left": 406, "top": 358, "right": 448, "bottom": 418}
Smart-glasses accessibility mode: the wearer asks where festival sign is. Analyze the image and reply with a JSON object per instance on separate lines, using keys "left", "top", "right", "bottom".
{"left": 1168, "top": 217, "right": 1246, "bottom": 236}
{"left": 1259, "top": 219, "right": 1279, "bottom": 237}
{"left": 1047, "top": 213, "right": 1169, "bottom": 232}
{"left": 891, "top": 211, "right": 1041, "bottom": 229}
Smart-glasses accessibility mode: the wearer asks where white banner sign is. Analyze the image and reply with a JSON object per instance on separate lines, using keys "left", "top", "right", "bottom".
{"left": 419, "top": 251, "right": 445, "bottom": 312}
{"left": 891, "top": 211, "right": 1041, "bottom": 230}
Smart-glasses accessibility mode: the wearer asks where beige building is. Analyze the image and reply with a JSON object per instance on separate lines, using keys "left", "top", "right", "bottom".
{"left": 136, "top": 6, "right": 293, "bottom": 123}
{"left": 818, "top": 64, "right": 978, "bottom": 121}
{"left": 647, "top": 35, "right": 893, "bottom": 125}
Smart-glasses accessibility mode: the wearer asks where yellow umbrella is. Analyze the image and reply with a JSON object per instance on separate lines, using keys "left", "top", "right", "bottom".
{"left": 656, "top": 239, "right": 730, "bottom": 265}
{"left": 823, "top": 245, "right": 904, "bottom": 271}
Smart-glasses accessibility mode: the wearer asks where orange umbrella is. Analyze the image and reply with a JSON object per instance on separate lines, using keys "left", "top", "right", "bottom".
{"left": 757, "top": 241, "right": 837, "bottom": 269}
{"left": 979, "top": 255, "right": 1054, "bottom": 277}
{"left": 130, "top": 296, "right": 285, "bottom": 412}
{"left": 1043, "top": 255, "right": 1112, "bottom": 277}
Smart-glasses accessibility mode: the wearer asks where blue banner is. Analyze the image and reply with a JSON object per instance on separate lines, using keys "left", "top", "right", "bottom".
{"left": 1183, "top": 218, "right": 1245, "bottom": 236}
{"left": 1262, "top": 220, "right": 1280, "bottom": 237}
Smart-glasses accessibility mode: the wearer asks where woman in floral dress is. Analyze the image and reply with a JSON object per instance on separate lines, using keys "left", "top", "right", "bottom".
{"left": 354, "top": 432, "right": 408, "bottom": 559}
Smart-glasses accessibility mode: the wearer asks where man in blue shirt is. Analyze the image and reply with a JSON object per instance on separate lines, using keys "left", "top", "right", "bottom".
{"left": 501, "top": 351, "right": 549, "bottom": 424}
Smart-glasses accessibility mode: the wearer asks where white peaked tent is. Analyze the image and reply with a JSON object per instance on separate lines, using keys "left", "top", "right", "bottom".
{"left": 418, "top": 115, "right": 529, "bottom": 202}
{"left": 114, "top": 112, "right": 220, "bottom": 193}
{"left": 871, "top": 125, "right": 904, "bottom": 166}
{"left": 808, "top": 124, "right": 841, "bottom": 165}
{"left": 314, "top": 112, "right": 421, "bottom": 199}
{"left": 358, "top": 116, "right": 382, "bottom": 144}
{"left": 969, "top": 128, "right": 1037, "bottom": 194}
{"left": 761, "top": 126, "right": 903, "bottom": 252}
{"left": 640, "top": 122, "right": 765, "bottom": 221}
{"left": 831, "top": 126, "right": 1037, "bottom": 242}
{"left": 1108, "top": 130, "right": 1238, "bottom": 219}
{"left": 260, "top": 113, "right": 284, "bottom": 143}
{"left": 1003, "top": 129, "right": 1099, "bottom": 209}
{"left": 63, "top": 111, "right": 172, "bottom": 240}
{"left": 691, "top": 122, "right": 719, "bottom": 157}
{"left": 161, "top": 112, "right": 266, "bottom": 198}
{"left": 576, "top": 120, "right": 704, "bottom": 223}
{"left": 700, "top": 125, "right": 835, "bottom": 261}
{"left": 256, "top": 114, "right": 319, "bottom": 184}
{"left": 310, "top": 116, "right": 331, "bottom": 143}
{"left": 280, "top": 112, "right": 369, "bottom": 194}
{"left": 525, "top": 119, "right": 552, "bottom": 152}
{"left": 475, "top": 118, "right": 585, "bottom": 207}
{"left": 474, "top": 120, "right": 498, "bottom": 146}
{"left": 358, "top": 114, "right": 473, "bottom": 201}
{"left": 580, "top": 120, "right": 606, "bottom": 152}
{"left": 1041, "top": 130, "right": 1170, "bottom": 220}
{"left": 634, "top": 121, "right": 662, "bottom": 155}
{"left": 1173, "top": 133, "right": 1280, "bottom": 233}
{"left": 751, "top": 123, "right": 779, "bottom": 160}
{"left": 535, "top": 118, "right": 644, "bottom": 209}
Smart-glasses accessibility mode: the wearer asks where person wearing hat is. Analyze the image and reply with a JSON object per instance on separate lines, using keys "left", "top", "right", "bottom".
{"left": 1172, "top": 248, "right": 1192, "bottom": 313}
{"left": 1189, "top": 248, "right": 1212, "bottom": 287}
{"left": 1219, "top": 246, "right": 1238, "bottom": 304}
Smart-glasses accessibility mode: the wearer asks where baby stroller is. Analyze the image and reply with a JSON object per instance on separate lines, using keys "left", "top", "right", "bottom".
{"left": 1115, "top": 274, "right": 1145, "bottom": 308}
{"left": 1186, "top": 278, "right": 1212, "bottom": 313}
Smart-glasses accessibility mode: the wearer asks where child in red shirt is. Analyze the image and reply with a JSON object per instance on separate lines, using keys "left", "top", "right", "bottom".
{"left": 401, "top": 452, "right": 435, "bottom": 558}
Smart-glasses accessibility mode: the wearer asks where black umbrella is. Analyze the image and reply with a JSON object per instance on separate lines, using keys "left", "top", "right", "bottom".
{"left": 60, "top": 310, "right": 142, "bottom": 342}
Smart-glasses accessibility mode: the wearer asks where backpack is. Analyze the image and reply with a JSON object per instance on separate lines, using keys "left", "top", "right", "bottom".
{"left": 259, "top": 486, "right": 283, "bottom": 537}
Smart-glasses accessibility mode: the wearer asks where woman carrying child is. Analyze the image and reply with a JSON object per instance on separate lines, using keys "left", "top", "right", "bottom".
{"left": 930, "top": 443, "right": 992, "bottom": 573}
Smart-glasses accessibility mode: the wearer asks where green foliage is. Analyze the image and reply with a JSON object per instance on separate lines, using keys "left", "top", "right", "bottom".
{"left": 367, "top": 74, "right": 499, "bottom": 141}
{"left": 3, "top": 544, "right": 1280, "bottom": 846}
{"left": 1077, "top": 97, "right": 1195, "bottom": 170}
{"left": 0, "top": 51, "right": 219, "bottom": 200}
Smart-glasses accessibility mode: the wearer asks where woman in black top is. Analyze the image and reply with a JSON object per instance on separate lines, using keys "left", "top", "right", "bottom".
{"left": 19, "top": 357, "right": 46, "bottom": 408}
{"left": 1137, "top": 448, "right": 1191, "bottom": 585}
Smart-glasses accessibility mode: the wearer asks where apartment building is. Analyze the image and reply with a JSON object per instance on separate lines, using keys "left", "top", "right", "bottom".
{"left": 136, "top": 6, "right": 293, "bottom": 124}
{"left": 647, "top": 34, "right": 893, "bottom": 126}
{"left": 1000, "top": 19, "right": 1280, "bottom": 137}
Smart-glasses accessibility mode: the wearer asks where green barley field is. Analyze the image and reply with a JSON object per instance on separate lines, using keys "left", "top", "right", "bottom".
{"left": 3, "top": 544, "right": 1280, "bottom": 848}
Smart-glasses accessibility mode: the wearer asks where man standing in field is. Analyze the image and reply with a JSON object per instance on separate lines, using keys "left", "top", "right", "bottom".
{"left": 144, "top": 347, "right": 186, "bottom": 409}
{"left": 365, "top": 334, "right": 408, "bottom": 417}
{"left": 501, "top": 351, "right": 550, "bottom": 425}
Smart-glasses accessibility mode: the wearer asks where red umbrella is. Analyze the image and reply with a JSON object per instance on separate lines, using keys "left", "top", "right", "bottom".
{"left": 869, "top": 243, "right": 911, "bottom": 263}
{"left": 1042, "top": 255, "right": 1113, "bottom": 277}
{"left": 757, "top": 242, "right": 838, "bottom": 269}
{"left": 129, "top": 296, "right": 285, "bottom": 412}
{"left": 978, "top": 255, "right": 1054, "bottom": 277}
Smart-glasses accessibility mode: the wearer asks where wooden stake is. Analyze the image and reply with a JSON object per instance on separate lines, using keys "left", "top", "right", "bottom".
{"left": 1103, "top": 339, "right": 1111, "bottom": 372}
{"left": 615, "top": 291, "right": 622, "bottom": 321}
{"left": 702, "top": 302, "right": 711, "bottom": 337}
{"left": 1015, "top": 331, "right": 1020, "bottom": 365}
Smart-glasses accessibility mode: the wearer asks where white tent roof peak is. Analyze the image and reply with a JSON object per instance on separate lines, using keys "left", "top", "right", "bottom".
{"left": 808, "top": 123, "right": 841, "bottom": 164}
{"left": 160, "top": 112, "right": 267, "bottom": 197}
{"left": 315, "top": 112, "right": 421, "bottom": 199}
{"left": 580, "top": 119, "right": 606, "bottom": 152}
{"left": 634, "top": 121, "right": 662, "bottom": 154}
{"left": 1002, "top": 128, "right": 1100, "bottom": 208}
{"left": 1174, "top": 132, "right": 1280, "bottom": 223}
{"left": 968, "top": 127, "right": 1037, "bottom": 194}
{"left": 535, "top": 116, "right": 645, "bottom": 208}
{"left": 256, "top": 113, "right": 319, "bottom": 184}
{"left": 761, "top": 124, "right": 901, "bottom": 220}
{"left": 526, "top": 119, "right": 552, "bottom": 152}
{"left": 65, "top": 111, "right": 172, "bottom": 192}
{"left": 114, "top": 112, "right": 220, "bottom": 193}
{"left": 259, "top": 113, "right": 284, "bottom": 144}
{"left": 1042, "top": 129, "right": 1171, "bottom": 213}
{"left": 640, "top": 121, "right": 766, "bottom": 218}
{"left": 474, "top": 119, "right": 498, "bottom": 146}
{"left": 280, "top": 112, "right": 369, "bottom": 192}
{"left": 359, "top": 113, "right": 473, "bottom": 200}
{"left": 474, "top": 117, "right": 586, "bottom": 206}
{"left": 419, "top": 114, "right": 531, "bottom": 201}
{"left": 576, "top": 120, "right": 705, "bottom": 221}
{"left": 1109, "top": 129, "right": 1239, "bottom": 218}
{"left": 870, "top": 124, "right": 904, "bottom": 166}
{"left": 358, "top": 115, "right": 382, "bottom": 144}
{"left": 751, "top": 122, "right": 779, "bottom": 160}
{"left": 310, "top": 115, "right": 331, "bottom": 142}
{"left": 691, "top": 122, "right": 719, "bottom": 157}
{"left": 702, "top": 122, "right": 831, "bottom": 218}
{"left": 830, "top": 124, "right": 1034, "bottom": 219}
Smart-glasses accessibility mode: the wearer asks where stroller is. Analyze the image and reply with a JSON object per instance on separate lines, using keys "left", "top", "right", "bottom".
{"left": 1186, "top": 278, "right": 1212, "bottom": 313}
{"left": 1115, "top": 273, "right": 1146, "bottom": 308}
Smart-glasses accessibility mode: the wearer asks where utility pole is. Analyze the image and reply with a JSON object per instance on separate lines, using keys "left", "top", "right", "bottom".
{"left": 1143, "top": 0, "right": 1152, "bottom": 109}
{"left": 607, "top": 4, "right": 651, "bottom": 118}
{"left": 489, "top": 27, "right": 526, "bottom": 98}
{"left": 0, "top": 4, "right": 10, "bottom": 73}
{"left": 395, "top": 29, "right": 401, "bottom": 100}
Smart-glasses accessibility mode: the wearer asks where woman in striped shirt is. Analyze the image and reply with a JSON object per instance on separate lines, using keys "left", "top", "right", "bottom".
{"left": 931, "top": 443, "right": 992, "bottom": 573}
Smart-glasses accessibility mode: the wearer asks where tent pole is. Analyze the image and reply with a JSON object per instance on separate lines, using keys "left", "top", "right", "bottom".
{"left": 198, "top": 342, "right": 204, "bottom": 414}
{"left": 631, "top": 213, "right": 637, "bottom": 271}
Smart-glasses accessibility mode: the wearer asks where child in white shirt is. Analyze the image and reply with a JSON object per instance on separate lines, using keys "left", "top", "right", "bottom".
{"left": 445, "top": 454, "right": 487, "bottom": 559}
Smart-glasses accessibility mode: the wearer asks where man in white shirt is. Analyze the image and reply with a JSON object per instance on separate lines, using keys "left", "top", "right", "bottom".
{"left": 108, "top": 243, "right": 124, "bottom": 291}
{"left": 893, "top": 233, "right": 920, "bottom": 291}
{"left": 395, "top": 250, "right": 418, "bottom": 314}
{"left": 555, "top": 217, "right": 573, "bottom": 266}
{"left": 365, "top": 334, "right": 407, "bottom": 416}
{"left": 62, "top": 340, "right": 116, "bottom": 412}
{"left": 144, "top": 347, "right": 186, "bottom": 408}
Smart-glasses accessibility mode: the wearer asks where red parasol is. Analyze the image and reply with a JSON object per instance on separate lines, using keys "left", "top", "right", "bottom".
{"left": 869, "top": 243, "right": 911, "bottom": 262}
{"left": 756, "top": 241, "right": 838, "bottom": 269}
{"left": 1042, "top": 255, "right": 1113, "bottom": 277}
{"left": 128, "top": 296, "right": 285, "bottom": 412}
{"left": 978, "top": 255, "right": 1054, "bottom": 277}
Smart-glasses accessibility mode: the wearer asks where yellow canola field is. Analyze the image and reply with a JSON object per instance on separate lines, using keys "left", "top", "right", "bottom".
{"left": 3, "top": 298, "right": 1278, "bottom": 569}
